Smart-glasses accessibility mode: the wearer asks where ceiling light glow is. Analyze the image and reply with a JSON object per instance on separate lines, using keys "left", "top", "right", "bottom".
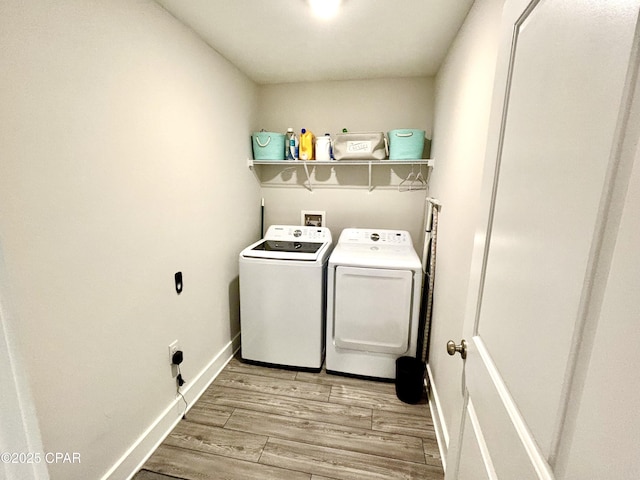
{"left": 309, "top": 0, "right": 341, "bottom": 19}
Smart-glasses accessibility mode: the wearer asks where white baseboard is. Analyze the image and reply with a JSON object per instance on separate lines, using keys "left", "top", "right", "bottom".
{"left": 426, "top": 362, "right": 449, "bottom": 472}
{"left": 102, "top": 332, "right": 241, "bottom": 480}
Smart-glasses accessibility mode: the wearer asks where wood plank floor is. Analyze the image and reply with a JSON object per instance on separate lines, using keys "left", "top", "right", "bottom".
{"left": 134, "top": 355, "right": 444, "bottom": 480}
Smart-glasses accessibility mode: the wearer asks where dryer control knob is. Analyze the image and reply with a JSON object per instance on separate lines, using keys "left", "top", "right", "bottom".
{"left": 371, "top": 233, "right": 380, "bottom": 242}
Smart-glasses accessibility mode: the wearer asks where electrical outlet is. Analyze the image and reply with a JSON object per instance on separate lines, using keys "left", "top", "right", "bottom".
{"left": 169, "top": 340, "right": 180, "bottom": 364}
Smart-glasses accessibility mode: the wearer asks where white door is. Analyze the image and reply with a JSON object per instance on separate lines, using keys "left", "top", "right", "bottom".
{"left": 446, "top": 0, "right": 640, "bottom": 478}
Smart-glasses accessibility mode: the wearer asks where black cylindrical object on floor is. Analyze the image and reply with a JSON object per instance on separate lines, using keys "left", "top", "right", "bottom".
{"left": 395, "top": 356, "right": 426, "bottom": 404}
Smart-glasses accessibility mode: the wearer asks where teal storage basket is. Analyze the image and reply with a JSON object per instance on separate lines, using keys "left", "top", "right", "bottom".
{"left": 252, "top": 131, "right": 285, "bottom": 160}
{"left": 388, "top": 129, "right": 426, "bottom": 160}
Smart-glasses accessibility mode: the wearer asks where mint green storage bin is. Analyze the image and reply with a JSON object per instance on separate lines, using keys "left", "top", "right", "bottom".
{"left": 388, "top": 129, "right": 426, "bottom": 160}
{"left": 252, "top": 131, "right": 285, "bottom": 160}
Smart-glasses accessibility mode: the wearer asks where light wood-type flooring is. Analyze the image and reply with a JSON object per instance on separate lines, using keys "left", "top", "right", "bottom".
{"left": 133, "top": 355, "right": 444, "bottom": 480}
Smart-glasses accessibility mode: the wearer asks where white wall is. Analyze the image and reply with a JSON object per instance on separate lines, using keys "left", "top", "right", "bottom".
{"left": 257, "top": 78, "right": 434, "bottom": 246}
{"left": 0, "top": 1, "right": 259, "bottom": 478}
{"left": 427, "top": 0, "right": 505, "bottom": 462}
{"left": 0, "top": 246, "right": 49, "bottom": 480}
{"left": 258, "top": 77, "right": 434, "bottom": 136}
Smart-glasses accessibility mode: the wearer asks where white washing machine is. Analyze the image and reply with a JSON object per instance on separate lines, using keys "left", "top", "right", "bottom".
{"left": 326, "top": 228, "right": 422, "bottom": 379}
{"left": 239, "top": 225, "right": 332, "bottom": 371}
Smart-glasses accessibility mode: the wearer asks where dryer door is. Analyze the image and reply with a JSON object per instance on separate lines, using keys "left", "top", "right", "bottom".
{"left": 333, "top": 266, "right": 413, "bottom": 354}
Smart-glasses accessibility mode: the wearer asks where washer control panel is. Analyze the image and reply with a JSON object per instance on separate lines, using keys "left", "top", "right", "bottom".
{"left": 265, "top": 225, "right": 332, "bottom": 242}
{"left": 339, "top": 228, "right": 411, "bottom": 245}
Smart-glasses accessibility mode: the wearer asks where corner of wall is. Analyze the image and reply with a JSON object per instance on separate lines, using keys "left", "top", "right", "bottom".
{"left": 427, "top": 0, "right": 506, "bottom": 466}
{"left": 104, "top": 333, "right": 240, "bottom": 480}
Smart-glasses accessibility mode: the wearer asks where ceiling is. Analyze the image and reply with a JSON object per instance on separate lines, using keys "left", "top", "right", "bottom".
{"left": 154, "top": 0, "right": 475, "bottom": 85}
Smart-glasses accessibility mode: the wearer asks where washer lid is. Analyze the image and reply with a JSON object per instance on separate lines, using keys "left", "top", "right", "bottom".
{"left": 242, "top": 240, "right": 326, "bottom": 261}
{"left": 241, "top": 225, "right": 333, "bottom": 261}
{"left": 252, "top": 240, "right": 324, "bottom": 254}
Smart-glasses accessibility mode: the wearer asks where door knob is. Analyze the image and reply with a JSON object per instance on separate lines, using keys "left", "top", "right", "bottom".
{"left": 447, "top": 339, "right": 467, "bottom": 359}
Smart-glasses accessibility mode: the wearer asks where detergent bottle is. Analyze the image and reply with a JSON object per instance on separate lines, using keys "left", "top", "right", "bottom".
{"left": 299, "top": 128, "right": 315, "bottom": 160}
{"left": 315, "top": 133, "right": 332, "bottom": 161}
{"left": 285, "top": 127, "right": 298, "bottom": 160}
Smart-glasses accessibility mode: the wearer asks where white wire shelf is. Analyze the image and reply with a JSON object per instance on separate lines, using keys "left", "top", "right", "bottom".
{"left": 248, "top": 158, "right": 434, "bottom": 192}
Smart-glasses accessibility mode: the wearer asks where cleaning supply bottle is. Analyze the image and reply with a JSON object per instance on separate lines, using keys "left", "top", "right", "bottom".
{"left": 285, "top": 127, "right": 298, "bottom": 160}
{"left": 316, "top": 133, "right": 332, "bottom": 161}
{"left": 299, "top": 128, "right": 315, "bottom": 160}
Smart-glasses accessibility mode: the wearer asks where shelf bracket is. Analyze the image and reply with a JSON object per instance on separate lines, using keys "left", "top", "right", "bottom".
{"left": 247, "top": 159, "right": 261, "bottom": 184}
{"left": 302, "top": 162, "right": 313, "bottom": 192}
{"left": 368, "top": 161, "right": 373, "bottom": 192}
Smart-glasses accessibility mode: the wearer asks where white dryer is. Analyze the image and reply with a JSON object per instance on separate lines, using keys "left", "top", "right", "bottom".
{"left": 326, "top": 228, "right": 422, "bottom": 379}
{"left": 239, "top": 225, "right": 332, "bottom": 371}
